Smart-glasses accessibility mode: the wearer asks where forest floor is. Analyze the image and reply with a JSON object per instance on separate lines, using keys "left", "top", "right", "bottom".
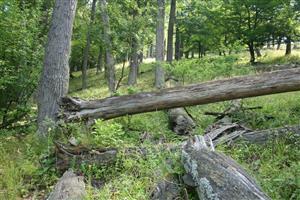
{"left": 0, "top": 49, "right": 300, "bottom": 200}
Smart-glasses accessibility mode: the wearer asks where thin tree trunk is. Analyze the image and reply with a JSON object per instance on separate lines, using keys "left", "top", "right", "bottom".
{"left": 99, "top": 0, "right": 116, "bottom": 93}
{"left": 255, "top": 48, "right": 262, "bottom": 57}
{"left": 175, "top": 26, "right": 180, "bottom": 60}
{"left": 128, "top": 37, "right": 139, "bottom": 86}
{"left": 277, "top": 37, "right": 282, "bottom": 50}
{"left": 82, "top": 0, "right": 97, "bottom": 90}
{"left": 166, "top": 0, "right": 176, "bottom": 62}
{"left": 96, "top": 46, "right": 103, "bottom": 74}
{"left": 286, "top": 36, "right": 292, "bottom": 55}
{"left": 37, "top": 0, "right": 77, "bottom": 136}
{"left": 248, "top": 42, "right": 255, "bottom": 64}
{"left": 61, "top": 67, "right": 300, "bottom": 122}
{"left": 155, "top": 0, "right": 165, "bottom": 89}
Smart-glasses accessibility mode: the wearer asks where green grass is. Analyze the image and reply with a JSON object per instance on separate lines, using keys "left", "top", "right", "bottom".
{"left": 1, "top": 50, "right": 300, "bottom": 199}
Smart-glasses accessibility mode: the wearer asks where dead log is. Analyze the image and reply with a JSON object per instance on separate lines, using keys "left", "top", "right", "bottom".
{"left": 203, "top": 118, "right": 300, "bottom": 146}
{"left": 60, "top": 68, "right": 300, "bottom": 122}
{"left": 182, "top": 136, "right": 270, "bottom": 200}
{"left": 47, "top": 169, "right": 86, "bottom": 200}
{"left": 166, "top": 78, "right": 196, "bottom": 135}
{"left": 168, "top": 108, "right": 195, "bottom": 135}
{"left": 150, "top": 175, "right": 182, "bottom": 200}
{"left": 54, "top": 141, "right": 117, "bottom": 171}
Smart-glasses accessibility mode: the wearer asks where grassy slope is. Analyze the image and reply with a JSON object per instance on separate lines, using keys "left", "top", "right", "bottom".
{"left": 0, "top": 50, "right": 299, "bottom": 200}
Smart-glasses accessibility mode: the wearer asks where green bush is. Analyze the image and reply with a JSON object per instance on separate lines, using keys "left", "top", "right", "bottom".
{"left": 91, "top": 119, "right": 125, "bottom": 147}
{"left": 0, "top": 1, "right": 44, "bottom": 128}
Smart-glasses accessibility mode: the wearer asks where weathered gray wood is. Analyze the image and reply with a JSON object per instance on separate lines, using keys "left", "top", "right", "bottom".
{"left": 204, "top": 121, "right": 300, "bottom": 146}
{"left": 182, "top": 136, "right": 270, "bottom": 200}
{"left": 37, "top": 0, "right": 77, "bottom": 135}
{"left": 47, "top": 169, "right": 86, "bottom": 200}
{"left": 168, "top": 108, "right": 195, "bottom": 135}
{"left": 239, "top": 125, "right": 300, "bottom": 144}
{"left": 60, "top": 68, "right": 300, "bottom": 122}
{"left": 150, "top": 176, "right": 181, "bottom": 200}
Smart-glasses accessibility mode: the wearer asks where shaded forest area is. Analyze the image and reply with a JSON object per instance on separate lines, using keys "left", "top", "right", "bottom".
{"left": 0, "top": 0, "right": 300, "bottom": 199}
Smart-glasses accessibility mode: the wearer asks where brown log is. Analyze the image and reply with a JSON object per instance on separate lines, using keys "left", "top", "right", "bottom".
{"left": 60, "top": 68, "right": 300, "bottom": 122}
{"left": 54, "top": 141, "right": 117, "bottom": 171}
{"left": 182, "top": 136, "right": 270, "bottom": 200}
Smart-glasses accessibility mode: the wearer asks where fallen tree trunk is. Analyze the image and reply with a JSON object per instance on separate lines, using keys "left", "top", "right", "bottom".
{"left": 168, "top": 108, "right": 195, "bottom": 135}
{"left": 166, "top": 78, "right": 196, "bottom": 135}
{"left": 182, "top": 136, "right": 270, "bottom": 200}
{"left": 60, "top": 68, "right": 300, "bottom": 121}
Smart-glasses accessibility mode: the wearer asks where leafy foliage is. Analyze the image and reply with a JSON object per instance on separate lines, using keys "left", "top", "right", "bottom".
{"left": 0, "top": 0, "right": 45, "bottom": 128}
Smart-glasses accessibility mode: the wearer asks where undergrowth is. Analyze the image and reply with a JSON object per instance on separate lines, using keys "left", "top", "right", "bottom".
{"left": 0, "top": 50, "right": 300, "bottom": 199}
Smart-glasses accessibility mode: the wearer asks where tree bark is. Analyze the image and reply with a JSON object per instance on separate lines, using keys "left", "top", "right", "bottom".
{"left": 37, "top": 0, "right": 77, "bottom": 136}
{"left": 277, "top": 37, "right": 282, "bottom": 50}
{"left": 182, "top": 136, "right": 270, "bottom": 200}
{"left": 285, "top": 36, "right": 292, "bottom": 55}
{"left": 175, "top": 26, "right": 180, "bottom": 60}
{"left": 155, "top": 0, "right": 165, "bottom": 89}
{"left": 60, "top": 67, "right": 300, "bottom": 122}
{"left": 99, "top": 0, "right": 116, "bottom": 93}
{"left": 82, "top": 0, "right": 97, "bottom": 90}
{"left": 128, "top": 36, "right": 139, "bottom": 85}
{"left": 96, "top": 46, "right": 103, "bottom": 74}
{"left": 166, "top": 0, "right": 176, "bottom": 62}
{"left": 47, "top": 169, "right": 86, "bottom": 200}
{"left": 255, "top": 48, "right": 262, "bottom": 57}
{"left": 248, "top": 41, "right": 255, "bottom": 64}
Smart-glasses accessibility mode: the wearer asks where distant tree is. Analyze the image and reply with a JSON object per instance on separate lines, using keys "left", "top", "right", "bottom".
{"left": 37, "top": 0, "right": 77, "bottom": 135}
{"left": 222, "top": 0, "right": 282, "bottom": 64}
{"left": 82, "top": 0, "right": 97, "bottom": 89}
{"left": 99, "top": 0, "right": 116, "bottom": 93}
{"left": 167, "top": 0, "right": 176, "bottom": 62}
{"left": 155, "top": 0, "right": 165, "bottom": 89}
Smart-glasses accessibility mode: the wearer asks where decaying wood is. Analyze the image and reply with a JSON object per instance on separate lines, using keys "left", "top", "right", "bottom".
{"left": 166, "top": 78, "right": 196, "bottom": 135}
{"left": 54, "top": 141, "right": 117, "bottom": 171}
{"left": 60, "top": 68, "right": 300, "bottom": 122}
{"left": 168, "top": 108, "right": 196, "bottom": 135}
{"left": 150, "top": 175, "right": 182, "bottom": 200}
{"left": 47, "top": 169, "right": 86, "bottom": 200}
{"left": 204, "top": 120, "right": 300, "bottom": 147}
{"left": 181, "top": 136, "right": 270, "bottom": 200}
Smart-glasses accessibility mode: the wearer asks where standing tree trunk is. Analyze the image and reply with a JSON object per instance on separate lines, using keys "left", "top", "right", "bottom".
{"left": 277, "top": 37, "right": 282, "bottom": 50}
{"left": 128, "top": 37, "right": 139, "bottom": 86}
{"left": 96, "top": 46, "right": 103, "bottom": 74}
{"left": 155, "top": 0, "right": 165, "bottom": 89}
{"left": 285, "top": 36, "right": 292, "bottom": 55}
{"left": 166, "top": 0, "right": 176, "bottom": 62}
{"left": 255, "top": 48, "right": 262, "bottom": 57}
{"left": 248, "top": 41, "right": 255, "bottom": 64}
{"left": 175, "top": 26, "right": 181, "bottom": 60}
{"left": 82, "top": 0, "right": 97, "bottom": 90}
{"left": 37, "top": 0, "right": 77, "bottom": 136}
{"left": 99, "top": 0, "right": 116, "bottom": 93}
